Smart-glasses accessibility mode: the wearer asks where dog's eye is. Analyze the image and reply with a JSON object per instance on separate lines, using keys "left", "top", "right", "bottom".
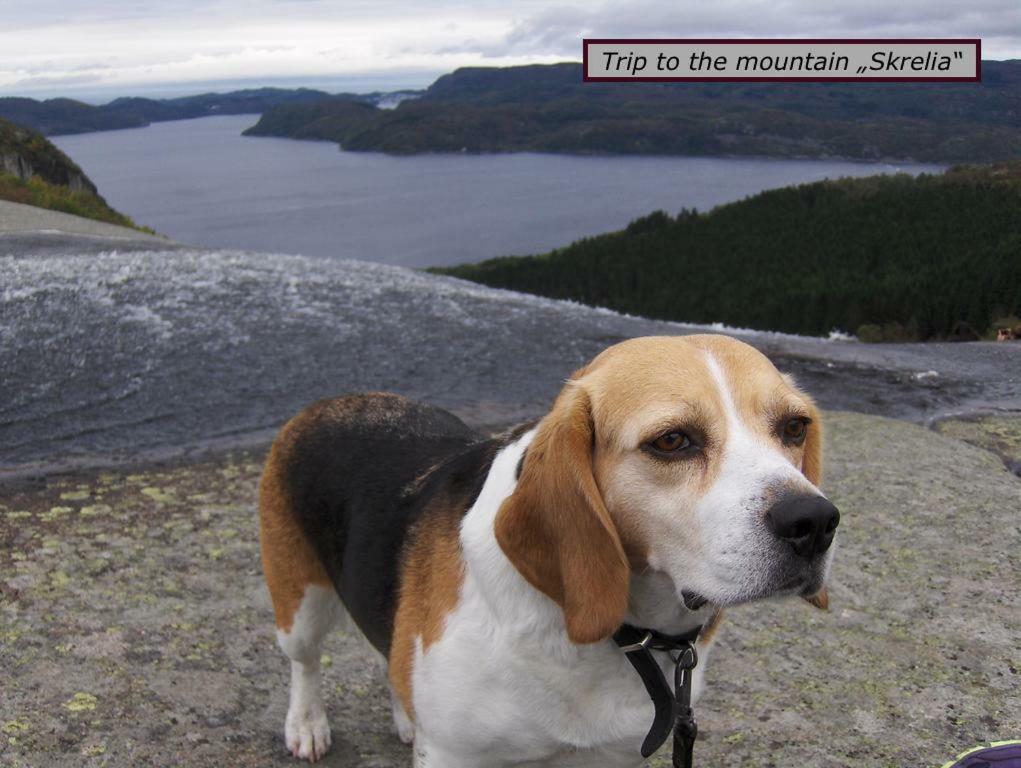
{"left": 651, "top": 431, "right": 691, "bottom": 453}
{"left": 781, "top": 417, "right": 810, "bottom": 446}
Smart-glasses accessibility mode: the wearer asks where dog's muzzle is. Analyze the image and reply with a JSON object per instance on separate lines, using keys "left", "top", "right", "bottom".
{"left": 765, "top": 494, "right": 840, "bottom": 559}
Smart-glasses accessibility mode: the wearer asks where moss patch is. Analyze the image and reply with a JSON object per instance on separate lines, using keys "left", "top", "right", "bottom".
{"left": 0, "top": 171, "right": 152, "bottom": 233}
{"left": 935, "top": 414, "right": 1021, "bottom": 476}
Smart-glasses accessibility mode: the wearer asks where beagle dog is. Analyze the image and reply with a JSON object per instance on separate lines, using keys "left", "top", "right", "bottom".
{"left": 259, "top": 334, "right": 838, "bottom": 766}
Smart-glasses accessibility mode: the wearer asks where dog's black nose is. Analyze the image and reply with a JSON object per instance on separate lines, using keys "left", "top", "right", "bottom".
{"left": 765, "top": 495, "right": 840, "bottom": 559}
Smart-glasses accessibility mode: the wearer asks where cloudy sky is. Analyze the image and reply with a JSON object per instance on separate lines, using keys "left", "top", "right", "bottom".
{"left": 3, "top": 0, "right": 1019, "bottom": 101}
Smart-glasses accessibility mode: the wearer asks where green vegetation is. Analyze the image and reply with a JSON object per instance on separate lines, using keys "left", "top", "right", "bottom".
{"left": 432, "top": 163, "right": 1021, "bottom": 341}
{"left": 243, "top": 98, "right": 379, "bottom": 141}
{"left": 245, "top": 61, "right": 1021, "bottom": 163}
{"left": 0, "top": 172, "right": 146, "bottom": 230}
{"left": 0, "top": 117, "right": 98, "bottom": 192}
{"left": 0, "top": 117, "right": 148, "bottom": 230}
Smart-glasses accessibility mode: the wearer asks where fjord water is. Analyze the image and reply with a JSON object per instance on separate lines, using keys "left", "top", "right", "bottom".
{"left": 53, "top": 115, "right": 943, "bottom": 268}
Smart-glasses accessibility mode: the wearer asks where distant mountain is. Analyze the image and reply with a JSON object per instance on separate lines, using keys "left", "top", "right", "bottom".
{"left": 432, "top": 162, "right": 1021, "bottom": 341}
{"left": 0, "top": 87, "right": 418, "bottom": 136}
{"left": 0, "top": 117, "right": 145, "bottom": 228}
{"left": 244, "top": 61, "right": 1021, "bottom": 163}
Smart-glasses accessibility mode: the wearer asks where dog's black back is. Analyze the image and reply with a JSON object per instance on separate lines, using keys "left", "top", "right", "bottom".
{"left": 272, "top": 393, "right": 495, "bottom": 654}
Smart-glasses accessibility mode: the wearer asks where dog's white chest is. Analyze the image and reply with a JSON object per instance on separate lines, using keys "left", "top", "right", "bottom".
{"left": 408, "top": 580, "right": 710, "bottom": 768}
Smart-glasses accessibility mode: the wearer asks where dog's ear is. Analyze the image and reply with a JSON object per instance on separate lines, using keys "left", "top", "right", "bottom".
{"left": 801, "top": 396, "right": 823, "bottom": 488}
{"left": 495, "top": 381, "right": 629, "bottom": 643}
{"left": 800, "top": 396, "right": 830, "bottom": 610}
{"left": 803, "top": 587, "right": 829, "bottom": 610}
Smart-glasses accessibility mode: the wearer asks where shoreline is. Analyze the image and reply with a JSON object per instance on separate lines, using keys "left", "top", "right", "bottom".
{"left": 31, "top": 110, "right": 951, "bottom": 166}
{"left": 243, "top": 125, "right": 950, "bottom": 167}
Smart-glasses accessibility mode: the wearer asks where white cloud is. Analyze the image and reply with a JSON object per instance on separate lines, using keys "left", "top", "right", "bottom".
{"left": 1, "top": 0, "right": 1017, "bottom": 99}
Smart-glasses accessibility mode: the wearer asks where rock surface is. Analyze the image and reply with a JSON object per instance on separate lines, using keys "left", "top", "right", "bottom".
{"left": 936, "top": 414, "right": 1021, "bottom": 476}
{"left": 4, "top": 238, "right": 1020, "bottom": 476}
{"left": 0, "top": 201, "right": 171, "bottom": 243}
{"left": 1, "top": 411, "right": 1018, "bottom": 767}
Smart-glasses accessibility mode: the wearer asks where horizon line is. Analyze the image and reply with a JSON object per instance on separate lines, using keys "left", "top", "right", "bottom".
{"left": 3, "top": 55, "right": 1018, "bottom": 104}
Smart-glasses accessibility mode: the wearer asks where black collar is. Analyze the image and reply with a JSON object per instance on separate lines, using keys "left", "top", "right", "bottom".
{"left": 613, "top": 623, "right": 702, "bottom": 767}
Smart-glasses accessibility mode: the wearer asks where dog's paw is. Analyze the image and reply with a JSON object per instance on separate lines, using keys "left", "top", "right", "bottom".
{"left": 285, "top": 706, "right": 332, "bottom": 762}
{"left": 392, "top": 711, "right": 415, "bottom": 745}
{"left": 390, "top": 695, "right": 415, "bottom": 744}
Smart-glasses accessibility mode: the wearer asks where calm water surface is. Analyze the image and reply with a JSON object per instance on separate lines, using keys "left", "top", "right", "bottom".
{"left": 54, "top": 116, "right": 943, "bottom": 267}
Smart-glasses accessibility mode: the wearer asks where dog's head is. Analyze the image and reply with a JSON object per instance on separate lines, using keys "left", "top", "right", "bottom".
{"left": 495, "top": 334, "right": 838, "bottom": 643}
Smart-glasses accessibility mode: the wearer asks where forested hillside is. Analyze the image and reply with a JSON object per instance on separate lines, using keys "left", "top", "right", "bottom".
{"left": 433, "top": 164, "right": 1021, "bottom": 340}
{"left": 245, "top": 61, "right": 1021, "bottom": 163}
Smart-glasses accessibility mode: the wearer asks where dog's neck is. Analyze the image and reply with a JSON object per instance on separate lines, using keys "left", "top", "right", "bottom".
{"left": 461, "top": 429, "right": 573, "bottom": 650}
{"left": 625, "top": 569, "right": 712, "bottom": 637}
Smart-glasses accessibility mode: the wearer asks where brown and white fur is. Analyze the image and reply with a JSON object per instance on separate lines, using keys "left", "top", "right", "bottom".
{"left": 259, "top": 334, "right": 837, "bottom": 766}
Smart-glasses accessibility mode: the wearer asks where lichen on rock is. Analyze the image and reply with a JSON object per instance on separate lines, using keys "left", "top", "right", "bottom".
{"left": 0, "top": 412, "right": 1017, "bottom": 767}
